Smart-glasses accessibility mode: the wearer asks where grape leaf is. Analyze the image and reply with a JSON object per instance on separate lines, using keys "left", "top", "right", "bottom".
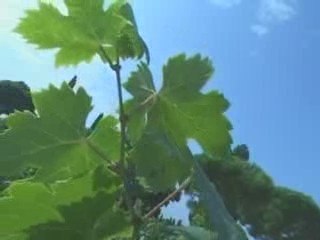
{"left": 129, "top": 124, "right": 191, "bottom": 191}
{"left": 125, "top": 62, "right": 155, "bottom": 102}
{"left": 115, "top": 2, "right": 150, "bottom": 63}
{"left": 124, "top": 62, "right": 155, "bottom": 143}
{"left": 125, "top": 54, "right": 232, "bottom": 155}
{"left": 0, "top": 166, "right": 124, "bottom": 239}
{"left": 0, "top": 183, "right": 63, "bottom": 236}
{"left": 16, "top": 0, "right": 148, "bottom": 66}
{"left": 64, "top": 0, "right": 104, "bottom": 16}
{"left": 89, "top": 116, "right": 121, "bottom": 162}
{"left": 0, "top": 83, "right": 120, "bottom": 181}
{"left": 0, "top": 233, "right": 27, "bottom": 240}
{"left": 125, "top": 54, "right": 232, "bottom": 190}
{"left": 27, "top": 192, "right": 131, "bottom": 240}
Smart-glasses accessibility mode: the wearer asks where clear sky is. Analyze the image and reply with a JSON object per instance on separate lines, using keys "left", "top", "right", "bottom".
{"left": 0, "top": 0, "right": 319, "bottom": 217}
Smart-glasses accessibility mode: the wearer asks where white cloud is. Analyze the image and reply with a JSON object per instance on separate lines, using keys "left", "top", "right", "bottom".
{"left": 208, "top": 0, "right": 242, "bottom": 8}
{"left": 251, "top": 0, "right": 297, "bottom": 36}
{"left": 251, "top": 24, "right": 269, "bottom": 36}
{"left": 258, "top": 0, "right": 296, "bottom": 23}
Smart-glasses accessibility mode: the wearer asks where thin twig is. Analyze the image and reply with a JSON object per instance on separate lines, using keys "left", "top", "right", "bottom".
{"left": 143, "top": 176, "right": 192, "bottom": 219}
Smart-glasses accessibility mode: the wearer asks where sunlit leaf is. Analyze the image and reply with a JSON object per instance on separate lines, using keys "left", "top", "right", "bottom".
{"left": 27, "top": 192, "right": 131, "bottom": 240}
{"left": 16, "top": 0, "right": 148, "bottom": 66}
{"left": 0, "top": 167, "right": 123, "bottom": 239}
{"left": 0, "top": 83, "right": 120, "bottom": 181}
{"left": 125, "top": 54, "right": 232, "bottom": 190}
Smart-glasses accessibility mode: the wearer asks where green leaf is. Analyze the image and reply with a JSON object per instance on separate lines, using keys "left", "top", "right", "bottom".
{"left": 125, "top": 54, "right": 232, "bottom": 190}
{"left": 129, "top": 124, "right": 190, "bottom": 191}
{"left": 0, "top": 233, "right": 28, "bottom": 240}
{"left": 126, "top": 54, "right": 232, "bottom": 154}
{"left": 124, "top": 63, "right": 155, "bottom": 142}
{"left": 88, "top": 116, "right": 121, "bottom": 162}
{"left": 167, "top": 226, "right": 217, "bottom": 240}
{"left": 0, "top": 183, "right": 63, "bottom": 236}
{"left": 124, "top": 99, "right": 147, "bottom": 144}
{"left": 124, "top": 62, "right": 155, "bottom": 101}
{"left": 27, "top": 192, "right": 131, "bottom": 240}
{"left": 0, "top": 83, "right": 120, "bottom": 181}
{"left": 64, "top": 0, "right": 104, "bottom": 17}
{"left": 159, "top": 54, "right": 232, "bottom": 155}
{"left": 116, "top": 3, "right": 150, "bottom": 63}
{"left": 16, "top": 1, "right": 148, "bottom": 66}
{"left": 0, "top": 166, "right": 122, "bottom": 238}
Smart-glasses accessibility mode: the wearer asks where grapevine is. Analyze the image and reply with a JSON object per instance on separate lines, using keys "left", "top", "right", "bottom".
{"left": 0, "top": 1, "right": 319, "bottom": 239}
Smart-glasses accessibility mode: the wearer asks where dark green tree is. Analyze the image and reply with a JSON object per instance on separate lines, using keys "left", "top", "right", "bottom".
{"left": 0, "top": 80, "right": 34, "bottom": 115}
{"left": 188, "top": 154, "right": 320, "bottom": 239}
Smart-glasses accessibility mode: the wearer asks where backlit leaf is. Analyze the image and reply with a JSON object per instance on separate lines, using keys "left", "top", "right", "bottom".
{"left": 0, "top": 167, "right": 123, "bottom": 239}
{"left": 27, "top": 192, "right": 131, "bottom": 240}
{"left": 0, "top": 83, "right": 120, "bottom": 181}
{"left": 125, "top": 54, "right": 232, "bottom": 190}
{"left": 16, "top": 0, "right": 148, "bottom": 66}
{"left": 129, "top": 124, "right": 190, "bottom": 191}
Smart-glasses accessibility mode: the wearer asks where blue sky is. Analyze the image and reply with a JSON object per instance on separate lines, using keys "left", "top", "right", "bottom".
{"left": 0, "top": 0, "right": 319, "bottom": 220}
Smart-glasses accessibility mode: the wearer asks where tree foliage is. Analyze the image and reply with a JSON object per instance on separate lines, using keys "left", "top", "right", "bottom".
{"left": 0, "top": 0, "right": 319, "bottom": 239}
{"left": 0, "top": 80, "right": 34, "bottom": 115}
{"left": 188, "top": 153, "right": 320, "bottom": 240}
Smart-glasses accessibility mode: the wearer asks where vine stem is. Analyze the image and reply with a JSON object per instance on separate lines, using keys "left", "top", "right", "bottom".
{"left": 99, "top": 46, "right": 126, "bottom": 167}
{"left": 143, "top": 176, "right": 192, "bottom": 219}
{"left": 114, "top": 58, "right": 126, "bottom": 167}
{"left": 99, "top": 46, "right": 137, "bottom": 226}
